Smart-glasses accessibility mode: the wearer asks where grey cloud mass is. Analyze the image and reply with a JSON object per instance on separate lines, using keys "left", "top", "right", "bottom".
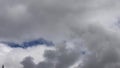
{"left": 0, "top": 0, "right": 119, "bottom": 41}
{"left": 1, "top": 0, "right": 120, "bottom": 68}
{"left": 0, "top": 0, "right": 80, "bottom": 41}
{"left": 21, "top": 57, "right": 35, "bottom": 68}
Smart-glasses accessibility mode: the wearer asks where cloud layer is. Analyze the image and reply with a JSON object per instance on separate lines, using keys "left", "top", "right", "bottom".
{"left": 1, "top": 0, "right": 120, "bottom": 68}
{"left": 0, "top": 0, "right": 119, "bottom": 42}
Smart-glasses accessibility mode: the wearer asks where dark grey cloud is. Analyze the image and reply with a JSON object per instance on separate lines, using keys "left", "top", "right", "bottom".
{"left": 1, "top": 0, "right": 120, "bottom": 68}
{"left": 0, "top": 0, "right": 119, "bottom": 42}
{"left": 21, "top": 57, "right": 35, "bottom": 68}
{"left": 70, "top": 23, "right": 120, "bottom": 68}
{"left": 0, "top": 0, "right": 80, "bottom": 41}
{"left": 78, "top": 47, "right": 120, "bottom": 68}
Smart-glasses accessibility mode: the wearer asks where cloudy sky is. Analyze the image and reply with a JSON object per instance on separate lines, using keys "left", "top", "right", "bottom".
{"left": 1, "top": 0, "right": 120, "bottom": 68}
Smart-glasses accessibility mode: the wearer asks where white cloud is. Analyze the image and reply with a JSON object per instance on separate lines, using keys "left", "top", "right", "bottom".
{"left": 0, "top": 43, "right": 54, "bottom": 68}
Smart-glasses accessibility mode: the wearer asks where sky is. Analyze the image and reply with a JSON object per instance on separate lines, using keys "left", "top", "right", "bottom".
{"left": 1, "top": 0, "right": 120, "bottom": 68}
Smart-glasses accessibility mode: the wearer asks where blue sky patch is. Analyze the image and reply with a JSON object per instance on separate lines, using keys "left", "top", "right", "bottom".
{"left": 1, "top": 38, "right": 54, "bottom": 48}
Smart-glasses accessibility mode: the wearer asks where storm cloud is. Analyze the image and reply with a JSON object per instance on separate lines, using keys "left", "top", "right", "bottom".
{"left": 1, "top": 0, "right": 120, "bottom": 68}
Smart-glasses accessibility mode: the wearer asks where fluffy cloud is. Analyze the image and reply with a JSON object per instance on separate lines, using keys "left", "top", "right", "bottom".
{"left": 21, "top": 40, "right": 87, "bottom": 68}
{"left": 0, "top": 43, "right": 54, "bottom": 68}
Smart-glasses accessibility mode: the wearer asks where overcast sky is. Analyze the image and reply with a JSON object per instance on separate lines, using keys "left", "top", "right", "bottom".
{"left": 1, "top": 0, "right": 120, "bottom": 68}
